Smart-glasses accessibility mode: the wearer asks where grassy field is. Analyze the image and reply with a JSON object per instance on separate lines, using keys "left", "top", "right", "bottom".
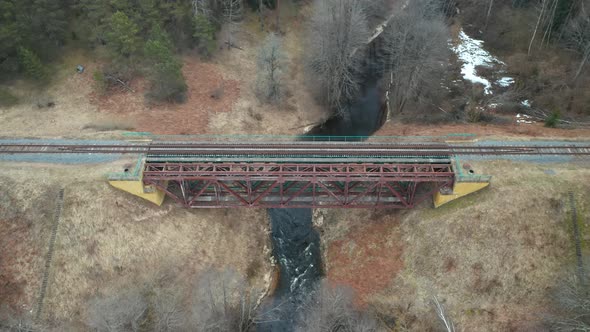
{"left": 0, "top": 160, "right": 273, "bottom": 327}
{"left": 318, "top": 160, "right": 590, "bottom": 331}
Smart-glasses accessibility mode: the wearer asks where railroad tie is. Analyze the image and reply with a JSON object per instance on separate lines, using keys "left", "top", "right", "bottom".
{"left": 35, "top": 188, "right": 65, "bottom": 321}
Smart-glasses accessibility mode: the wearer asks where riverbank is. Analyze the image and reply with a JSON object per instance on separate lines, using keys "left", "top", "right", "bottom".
{"left": 0, "top": 160, "right": 274, "bottom": 324}
{"left": 316, "top": 160, "right": 590, "bottom": 330}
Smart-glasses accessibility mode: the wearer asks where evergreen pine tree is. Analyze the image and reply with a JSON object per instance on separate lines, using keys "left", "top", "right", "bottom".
{"left": 17, "top": 47, "right": 46, "bottom": 80}
{"left": 0, "top": 0, "right": 22, "bottom": 74}
{"left": 193, "top": 14, "right": 216, "bottom": 56}
{"left": 32, "top": 0, "right": 67, "bottom": 45}
{"left": 105, "top": 11, "right": 142, "bottom": 59}
{"left": 144, "top": 27, "right": 187, "bottom": 103}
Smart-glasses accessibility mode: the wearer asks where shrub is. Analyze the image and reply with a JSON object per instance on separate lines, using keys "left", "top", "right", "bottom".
{"left": 145, "top": 64, "right": 187, "bottom": 103}
{"left": 86, "top": 289, "right": 148, "bottom": 331}
{"left": 0, "top": 57, "right": 20, "bottom": 78}
{"left": 545, "top": 110, "right": 561, "bottom": 127}
{"left": 0, "top": 88, "right": 19, "bottom": 107}
{"left": 93, "top": 70, "right": 108, "bottom": 92}
{"left": 466, "top": 107, "right": 482, "bottom": 123}
{"left": 17, "top": 47, "right": 47, "bottom": 80}
{"left": 144, "top": 27, "right": 187, "bottom": 103}
{"left": 82, "top": 120, "right": 135, "bottom": 131}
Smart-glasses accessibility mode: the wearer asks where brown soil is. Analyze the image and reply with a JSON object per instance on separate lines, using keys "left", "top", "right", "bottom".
{"left": 91, "top": 57, "right": 240, "bottom": 135}
{"left": 0, "top": 221, "right": 32, "bottom": 313}
{"left": 326, "top": 211, "right": 404, "bottom": 306}
{"left": 0, "top": 178, "right": 56, "bottom": 315}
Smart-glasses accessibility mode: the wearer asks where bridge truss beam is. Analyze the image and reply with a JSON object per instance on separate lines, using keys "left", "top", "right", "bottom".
{"left": 142, "top": 162, "right": 455, "bottom": 208}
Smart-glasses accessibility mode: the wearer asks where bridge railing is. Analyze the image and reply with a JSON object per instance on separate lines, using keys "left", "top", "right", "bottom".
{"left": 456, "top": 174, "right": 492, "bottom": 183}
{"left": 122, "top": 132, "right": 477, "bottom": 143}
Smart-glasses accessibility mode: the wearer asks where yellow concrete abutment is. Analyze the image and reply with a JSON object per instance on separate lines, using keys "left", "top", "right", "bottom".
{"left": 108, "top": 179, "right": 166, "bottom": 206}
{"left": 434, "top": 181, "right": 490, "bottom": 208}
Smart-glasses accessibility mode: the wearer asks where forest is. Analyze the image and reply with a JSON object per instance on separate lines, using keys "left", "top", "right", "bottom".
{"left": 1, "top": 0, "right": 588, "bottom": 120}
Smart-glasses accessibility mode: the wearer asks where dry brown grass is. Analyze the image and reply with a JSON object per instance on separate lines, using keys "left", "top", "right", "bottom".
{"left": 209, "top": 6, "right": 327, "bottom": 135}
{"left": 0, "top": 50, "right": 112, "bottom": 138}
{"left": 318, "top": 161, "right": 590, "bottom": 331}
{"left": 0, "top": 8, "right": 327, "bottom": 139}
{"left": 0, "top": 175, "right": 56, "bottom": 315}
{"left": 81, "top": 119, "right": 135, "bottom": 132}
{"left": 0, "top": 160, "right": 273, "bottom": 327}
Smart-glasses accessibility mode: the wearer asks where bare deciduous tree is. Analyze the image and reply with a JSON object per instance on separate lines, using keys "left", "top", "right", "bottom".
{"left": 306, "top": 0, "right": 370, "bottom": 112}
{"left": 222, "top": 0, "right": 243, "bottom": 49}
{"left": 382, "top": 0, "right": 450, "bottom": 116}
{"left": 295, "top": 280, "right": 379, "bottom": 332}
{"left": 153, "top": 289, "right": 186, "bottom": 332}
{"left": 563, "top": 10, "right": 590, "bottom": 80}
{"left": 0, "top": 306, "right": 47, "bottom": 332}
{"left": 529, "top": 0, "right": 548, "bottom": 55}
{"left": 86, "top": 289, "right": 148, "bottom": 332}
{"left": 359, "top": 0, "right": 389, "bottom": 20}
{"left": 192, "top": 0, "right": 211, "bottom": 18}
{"left": 546, "top": 272, "right": 590, "bottom": 331}
{"left": 485, "top": 0, "right": 494, "bottom": 30}
{"left": 528, "top": 0, "right": 578, "bottom": 54}
{"left": 256, "top": 33, "right": 285, "bottom": 103}
{"left": 432, "top": 296, "right": 456, "bottom": 332}
{"left": 191, "top": 268, "right": 266, "bottom": 332}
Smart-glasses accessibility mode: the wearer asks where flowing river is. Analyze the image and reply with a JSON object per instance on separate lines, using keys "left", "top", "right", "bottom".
{"left": 260, "top": 70, "right": 385, "bottom": 331}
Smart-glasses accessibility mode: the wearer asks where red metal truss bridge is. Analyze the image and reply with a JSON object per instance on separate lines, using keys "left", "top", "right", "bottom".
{"left": 1, "top": 141, "right": 589, "bottom": 208}
{"left": 142, "top": 162, "right": 455, "bottom": 208}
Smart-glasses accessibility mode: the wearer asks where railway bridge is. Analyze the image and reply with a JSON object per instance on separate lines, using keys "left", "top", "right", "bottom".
{"left": 1, "top": 139, "right": 589, "bottom": 208}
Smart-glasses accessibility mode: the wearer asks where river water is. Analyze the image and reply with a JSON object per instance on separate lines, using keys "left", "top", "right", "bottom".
{"left": 260, "top": 73, "right": 385, "bottom": 330}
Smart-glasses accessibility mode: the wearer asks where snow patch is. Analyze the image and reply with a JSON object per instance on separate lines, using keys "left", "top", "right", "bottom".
{"left": 452, "top": 30, "right": 504, "bottom": 95}
{"left": 516, "top": 113, "right": 535, "bottom": 124}
{"left": 521, "top": 100, "right": 531, "bottom": 107}
{"left": 496, "top": 77, "right": 514, "bottom": 87}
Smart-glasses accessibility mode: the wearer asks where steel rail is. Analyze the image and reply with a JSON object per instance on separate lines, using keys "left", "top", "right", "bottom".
{"left": 0, "top": 142, "right": 589, "bottom": 156}
{"left": 1, "top": 142, "right": 588, "bottom": 149}
{"left": 0, "top": 148, "right": 588, "bottom": 156}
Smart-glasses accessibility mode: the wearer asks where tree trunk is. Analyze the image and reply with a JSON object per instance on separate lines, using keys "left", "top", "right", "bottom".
{"left": 227, "top": 2, "right": 233, "bottom": 49}
{"left": 258, "top": 0, "right": 265, "bottom": 31}
{"left": 276, "top": 0, "right": 280, "bottom": 32}
{"left": 386, "top": 71, "right": 394, "bottom": 121}
{"left": 573, "top": 45, "right": 590, "bottom": 81}
{"left": 541, "top": 0, "right": 558, "bottom": 46}
{"left": 484, "top": 0, "right": 493, "bottom": 31}
{"left": 528, "top": 0, "right": 547, "bottom": 56}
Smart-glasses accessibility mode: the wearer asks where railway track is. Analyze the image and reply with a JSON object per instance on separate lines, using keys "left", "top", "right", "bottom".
{"left": 0, "top": 142, "right": 589, "bottom": 157}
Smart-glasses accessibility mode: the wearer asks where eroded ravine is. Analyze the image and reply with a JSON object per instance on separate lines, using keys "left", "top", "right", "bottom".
{"left": 260, "top": 69, "right": 386, "bottom": 330}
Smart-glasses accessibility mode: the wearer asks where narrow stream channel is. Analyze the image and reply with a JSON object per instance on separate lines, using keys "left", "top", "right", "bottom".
{"left": 259, "top": 14, "right": 514, "bottom": 331}
{"left": 260, "top": 68, "right": 385, "bottom": 330}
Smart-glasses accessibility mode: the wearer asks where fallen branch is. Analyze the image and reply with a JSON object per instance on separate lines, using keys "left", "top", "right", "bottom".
{"left": 105, "top": 74, "right": 135, "bottom": 93}
{"left": 224, "top": 41, "right": 244, "bottom": 50}
{"left": 524, "top": 108, "right": 590, "bottom": 127}
{"left": 289, "top": 121, "right": 322, "bottom": 130}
